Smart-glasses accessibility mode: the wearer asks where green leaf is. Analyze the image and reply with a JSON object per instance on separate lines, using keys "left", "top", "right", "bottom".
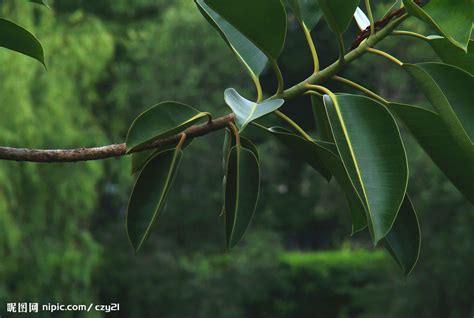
{"left": 126, "top": 101, "right": 209, "bottom": 152}
{"left": 323, "top": 94, "right": 408, "bottom": 244}
{"left": 388, "top": 103, "right": 474, "bottom": 204}
{"left": 225, "top": 144, "right": 260, "bottom": 250}
{"left": 267, "top": 127, "right": 367, "bottom": 234}
{"left": 404, "top": 63, "right": 474, "bottom": 144}
{"left": 317, "top": 0, "right": 360, "bottom": 35}
{"left": 403, "top": 0, "right": 473, "bottom": 51}
{"left": 203, "top": 0, "right": 287, "bottom": 59}
{"left": 29, "top": 0, "right": 49, "bottom": 7}
{"left": 289, "top": 0, "right": 322, "bottom": 31}
{"left": 383, "top": 195, "right": 421, "bottom": 275}
{"left": 268, "top": 127, "right": 332, "bottom": 181}
{"left": 195, "top": 0, "right": 268, "bottom": 79}
{"left": 131, "top": 139, "right": 193, "bottom": 175}
{"left": 428, "top": 36, "right": 474, "bottom": 75}
{"left": 127, "top": 147, "right": 183, "bottom": 252}
{"left": 311, "top": 95, "right": 334, "bottom": 142}
{"left": 224, "top": 88, "right": 284, "bottom": 132}
{"left": 0, "top": 18, "right": 45, "bottom": 66}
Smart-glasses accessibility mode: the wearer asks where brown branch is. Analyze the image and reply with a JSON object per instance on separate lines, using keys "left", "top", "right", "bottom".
{"left": 350, "top": 0, "right": 423, "bottom": 50}
{"left": 0, "top": 113, "right": 235, "bottom": 163}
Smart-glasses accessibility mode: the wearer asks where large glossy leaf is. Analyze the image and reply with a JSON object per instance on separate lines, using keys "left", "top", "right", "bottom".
{"left": 323, "top": 94, "right": 408, "bottom": 244}
{"left": 225, "top": 144, "right": 260, "bottom": 250}
{"left": 383, "top": 195, "right": 421, "bottom": 275}
{"left": 311, "top": 95, "right": 334, "bottom": 142}
{"left": 131, "top": 139, "right": 193, "bottom": 175}
{"left": 127, "top": 147, "right": 183, "bottom": 252}
{"left": 126, "top": 102, "right": 209, "bottom": 152}
{"left": 289, "top": 0, "right": 322, "bottom": 31}
{"left": 404, "top": 63, "right": 474, "bottom": 144}
{"left": 195, "top": 0, "right": 268, "bottom": 79}
{"left": 268, "top": 127, "right": 367, "bottom": 233}
{"left": 388, "top": 103, "right": 474, "bottom": 204}
{"left": 204, "top": 0, "right": 287, "bottom": 59}
{"left": 403, "top": 0, "right": 473, "bottom": 51}
{"left": 317, "top": 0, "right": 360, "bottom": 35}
{"left": 0, "top": 18, "right": 45, "bottom": 66}
{"left": 428, "top": 36, "right": 474, "bottom": 75}
{"left": 268, "top": 127, "right": 331, "bottom": 181}
{"left": 224, "top": 88, "right": 284, "bottom": 132}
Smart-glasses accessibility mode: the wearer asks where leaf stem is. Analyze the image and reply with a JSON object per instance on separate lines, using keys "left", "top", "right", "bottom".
{"left": 274, "top": 110, "right": 313, "bottom": 141}
{"left": 391, "top": 30, "right": 429, "bottom": 41}
{"left": 227, "top": 121, "right": 241, "bottom": 147}
{"left": 366, "top": 47, "right": 403, "bottom": 66}
{"left": 176, "top": 133, "right": 187, "bottom": 150}
{"left": 252, "top": 74, "right": 264, "bottom": 103}
{"left": 337, "top": 34, "right": 346, "bottom": 63}
{"left": 270, "top": 58, "right": 284, "bottom": 95}
{"left": 365, "top": 0, "right": 375, "bottom": 36}
{"left": 301, "top": 22, "right": 320, "bottom": 73}
{"left": 332, "top": 76, "right": 389, "bottom": 105}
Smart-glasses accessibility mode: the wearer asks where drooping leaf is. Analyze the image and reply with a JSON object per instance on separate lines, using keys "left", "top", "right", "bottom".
{"left": 0, "top": 18, "right": 45, "bottom": 66}
{"left": 267, "top": 127, "right": 367, "bottom": 234}
{"left": 311, "top": 95, "right": 334, "bottom": 142}
{"left": 317, "top": 0, "right": 360, "bottom": 35}
{"left": 404, "top": 62, "right": 474, "bottom": 144}
{"left": 428, "top": 36, "right": 474, "bottom": 75}
{"left": 195, "top": 0, "right": 268, "bottom": 79}
{"left": 204, "top": 0, "right": 287, "bottom": 59}
{"left": 388, "top": 103, "right": 474, "bottom": 204}
{"left": 403, "top": 0, "right": 473, "bottom": 51}
{"left": 131, "top": 139, "right": 193, "bottom": 175}
{"left": 225, "top": 144, "right": 260, "bottom": 250}
{"left": 289, "top": 0, "right": 323, "bottom": 31}
{"left": 323, "top": 94, "right": 408, "bottom": 244}
{"left": 383, "top": 195, "right": 421, "bottom": 275}
{"left": 268, "top": 127, "right": 332, "bottom": 181}
{"left": 354, "top": 7, "right": 370, "bottom": 31}
{"left": 126, "top": 102, "right": 209, "bottom": 152}
{"left": 127, "top": 147, "right": 183, "bottom": 252}
{"left": 224, "top": 88, "right": 284, "bottom": 132}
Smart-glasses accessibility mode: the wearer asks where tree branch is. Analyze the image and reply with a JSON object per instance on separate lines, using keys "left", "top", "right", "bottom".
{"left": 0, "top": 113, "right": 235, "bottom": 163}
{"left": 0, "top": 7, "right": 411, "bottom": 163}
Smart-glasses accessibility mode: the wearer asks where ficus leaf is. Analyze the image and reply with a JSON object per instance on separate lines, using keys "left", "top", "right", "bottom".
{"left": 311, "top": 95, "right": 334, "bottom": 142}
{"left": 404, "top": 62, "right": 474, "bottom": 144}
{"left": 383, "top": 195, "right": 421, "bottom": 275}
{"left": 267, "top": 126, "right": 367, "bottom": 234}
{"left": 268, "top": 127, "right": 332, "bottom": 182}
{"left": 131, "top": 139, "right": 193, "bottom": 175}
{"left": 195, "top": 0, "right": 268, "bottom": 80}
{"left": 225, "top": 143, "right": 260, "bottom": 250}
{"left": 403, "top": 0, "right": 473, "bottom": 51}
{"left": 126, "top": 102, "right": 209, "bottom": 152}
{"left": 317, "top": 0, "right": 360, "bottom": 35}
{"left": 203, "top": 0, "right": 287, "bottom": 59}
{"left": 388, "top": 103, "right": 474, "bottom": 204}
{"left": 323, "top": 94, "right": 408, "bottom": 244}
{"left": 428, "top": 36, "right": 474, "bottom": 75}
{"left": 288, "top": 0, "right": 322, "bottom": 31}
{"left": 0, "top": 18, "right": 45, "bottom": 66}
{"left": 224, "top": 88, "right": 284, "bottom": 132}
{"left": 29, "top": 0, "right": 49, "bottom": 7}
{"left": 127, "top": 147, "right": 183, "bottom": 252}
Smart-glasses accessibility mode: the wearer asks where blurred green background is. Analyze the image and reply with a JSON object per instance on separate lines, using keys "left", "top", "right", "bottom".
{"left": 0, "top": 0, "right": 473, "bottom": 317}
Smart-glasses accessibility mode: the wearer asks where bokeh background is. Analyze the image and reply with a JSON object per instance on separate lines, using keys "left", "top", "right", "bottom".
{"left": 0, "top": 0, "right": 473, "bottom": 317}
